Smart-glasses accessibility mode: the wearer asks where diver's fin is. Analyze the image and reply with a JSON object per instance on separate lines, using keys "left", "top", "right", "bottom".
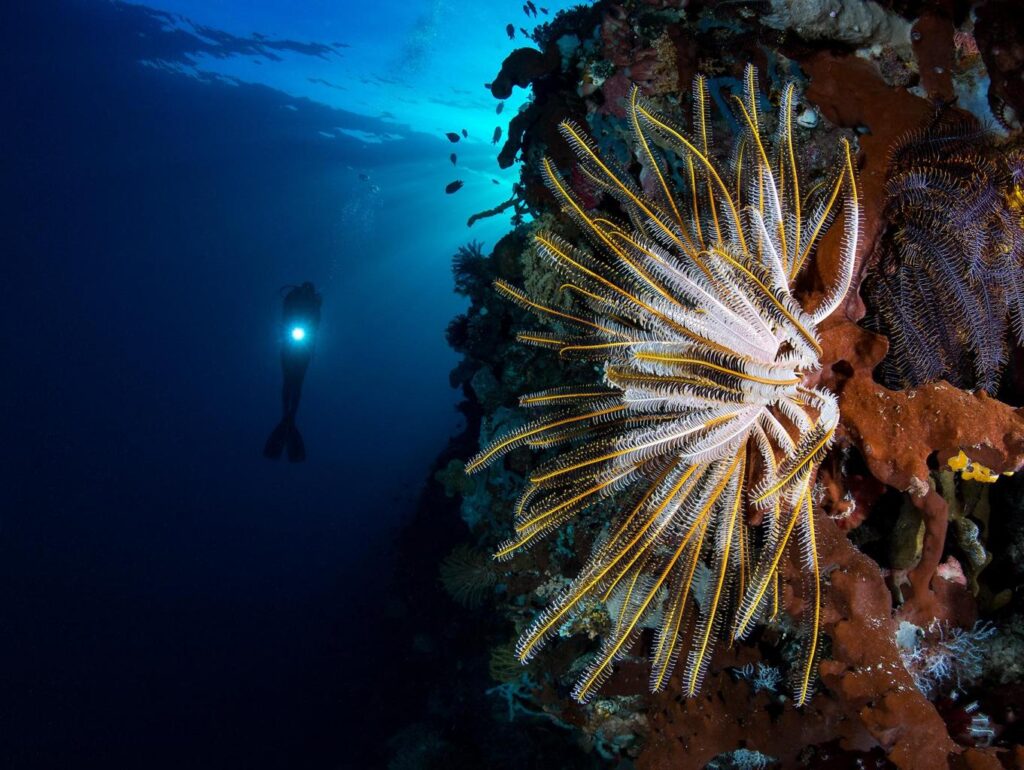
{"left": 263, "top": 421, "right": 289, "bottom": 460}
{"left": 287, "top": 424, "right": 306, "bottom": 463}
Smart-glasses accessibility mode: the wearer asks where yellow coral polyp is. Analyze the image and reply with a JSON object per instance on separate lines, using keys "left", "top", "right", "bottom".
{"left": 948, "top": 450, "right": 1001, "bottom": 483}
{"left": 947, "top": 450, "right": 969, "bottom": 472}
{"left": 964, "top": 463, "right": 999, "bottom": 483}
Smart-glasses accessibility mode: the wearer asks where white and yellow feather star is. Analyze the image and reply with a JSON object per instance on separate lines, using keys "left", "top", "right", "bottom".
{"left": 467, "top": 65, "right": 860, "bottom": 706}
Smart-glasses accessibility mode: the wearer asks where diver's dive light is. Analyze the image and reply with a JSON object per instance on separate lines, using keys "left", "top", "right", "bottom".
{"left": 266, "top": 282, "right": 321, "bottom": 462}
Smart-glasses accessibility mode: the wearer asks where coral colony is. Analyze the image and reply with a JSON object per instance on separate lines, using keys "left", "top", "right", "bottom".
{"left": 438, "top": 2, "right": 1024, "bottom": 765}
{"left": 467, "top": 66, "right": 859, "bottom": 705}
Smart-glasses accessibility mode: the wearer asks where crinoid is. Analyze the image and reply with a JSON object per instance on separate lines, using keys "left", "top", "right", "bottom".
{"left": 439, "top": 543, "right": 497, "bottom": 608}
{"left": 466, "top": 65, "right": 859, "bottom": 705}
{"left": 862, "top": 114, "right": 1024, "bottom": 394}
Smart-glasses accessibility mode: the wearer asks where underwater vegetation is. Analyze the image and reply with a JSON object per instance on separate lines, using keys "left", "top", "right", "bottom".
{"left": 863, "top": 113, "right": 1024, "bottom": 394}
{"left": 467, "top": 65, "right": 859, "bottom": 705}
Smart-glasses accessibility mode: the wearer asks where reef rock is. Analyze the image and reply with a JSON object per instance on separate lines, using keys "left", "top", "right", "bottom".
{"left": 764, "top": 0, "right": 911, "bottom": 49}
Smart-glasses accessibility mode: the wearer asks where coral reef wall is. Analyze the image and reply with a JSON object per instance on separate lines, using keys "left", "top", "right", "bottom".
{"left": 438, "top": 1, "right": 1024, "bottom": 768}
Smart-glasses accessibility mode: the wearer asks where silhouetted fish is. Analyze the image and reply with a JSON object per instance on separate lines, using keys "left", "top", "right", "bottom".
{"left": 461, "top": 128, "right": 468, "bottom": 138}
{"left": 496, "top": 102, "right": 504, "bottom": 115}
{"left": 505, "top": 23, "right": 514, "bottom": 40}
{"left": 445, "top": 180, "right": 464, "bottom": 194}
{"left": 492, "top": 126, "right": 502, "bottom": 145}
{"left": 358, "top": 173, "right": 370, "bottom": 181}
{"left": 445, "top": 132, "right": 460, "bottom": 143}
{"left": 540, "top": 7, "right": 548, "bottom": 14}
{"left": 520, "top": 27, "right": 529, "bottom": 38}
{"left": 526, "top": 1, "right": 537, "bottom": 16}
{"left": 450, "top": 153, "right": 457, "bottom": 165}
{"left": 491, "top": 179, "right": 500, "bottom": 185}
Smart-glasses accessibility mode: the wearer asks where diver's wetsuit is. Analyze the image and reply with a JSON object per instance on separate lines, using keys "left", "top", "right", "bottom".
{"left": 280, "top": 344, "right": 308, "bottom": 422}
{"left": 264, "top": 282, "right": 322, "bottom": 462}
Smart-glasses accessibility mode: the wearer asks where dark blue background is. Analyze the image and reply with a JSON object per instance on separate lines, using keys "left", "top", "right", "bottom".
{"left": 1, "top": 2, "right": 471, "bottom": 765}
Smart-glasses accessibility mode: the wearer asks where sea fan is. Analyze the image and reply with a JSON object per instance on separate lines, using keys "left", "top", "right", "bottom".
{"left": 467, "top": 66, "right": 859, "bottom": 705}
{"left": 863, "top": 114, "right": 1024, "bottom": 393}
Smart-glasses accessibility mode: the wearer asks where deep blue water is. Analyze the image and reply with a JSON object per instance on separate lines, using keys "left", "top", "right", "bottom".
{"left": 0, "top": 0, "right": 552, "bottom": 766}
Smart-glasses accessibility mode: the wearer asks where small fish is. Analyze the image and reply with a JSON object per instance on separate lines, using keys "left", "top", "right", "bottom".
{"left": 506, "top": 23, "right": 515, "bottom": 40}
{"left": 484, "top": 82, "right": 492, "bottom": 89}
{"left": 461, "top": 128, "right": 468, "bottom": 138}
{"left": 445, "top": 180, "right": 464, "bottom": 194}
{"left": 358, "top": 173, "right": 370, "bottom": 182}
{"left": 445, "top": 132, "right": 460, "bottom": 143}
{"left": 450, "top": 153, "right": 457, "bottom": 166}
{"left": 526, "top": 1, "right": 537, "bottom": 16}
{"left": 496, "top": 102, "right": 504, "bottom": 115}
{"left": 491, "top": 179, "right": 500, "bottom": 185}
{"left": 520, "top": 27, "right": 529, "bottom": 38}
{"left": 540, "top": 7, "right": 548, "bottom": 14}
{"left": 492, "top": 126, "right": 502, "bottom": 145}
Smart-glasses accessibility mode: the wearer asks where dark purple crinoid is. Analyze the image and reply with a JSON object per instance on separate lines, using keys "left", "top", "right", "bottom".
{"left": 862, "top": 113, "right": 1024, "bottom": 394}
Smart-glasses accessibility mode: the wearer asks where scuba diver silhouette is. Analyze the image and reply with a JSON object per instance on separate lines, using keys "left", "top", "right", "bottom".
{"left": 264, "top": 282, "right": 322, "bottom": 462}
